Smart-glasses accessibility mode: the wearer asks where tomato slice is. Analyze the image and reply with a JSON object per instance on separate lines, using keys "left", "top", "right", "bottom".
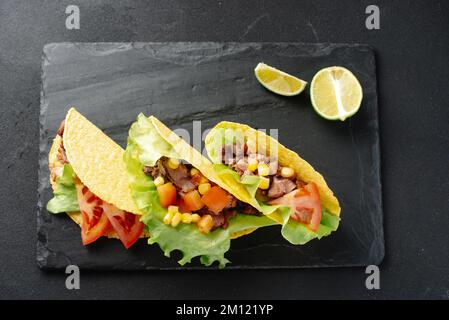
{"left": 102, "top": 203, "right": 144, "bottom": 249}
{"left": 268, "top": 182, "right": 322, "bottom": 231}
{"left": 75, "top": 182, "right": 144, "bottom": 248}
{"left": 75, "top": 183, "right": 111, "bottom": 245}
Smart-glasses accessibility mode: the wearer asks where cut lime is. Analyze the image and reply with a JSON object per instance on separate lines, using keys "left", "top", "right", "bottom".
{"left": 254, "top": 63, "right": 307, "bottom": 96}
{"left": 310, "top": 66, "right": 363, "bottom": 121}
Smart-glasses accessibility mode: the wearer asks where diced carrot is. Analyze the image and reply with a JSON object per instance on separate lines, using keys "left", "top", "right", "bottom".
{"left": 157, "top": 182, "right": 177, "bottom": 208}
{"left": 182, "top": 190, "right": 204, "bottom": 212}
{"left": 201, "top": 186, "right": 231, "bottom": 214}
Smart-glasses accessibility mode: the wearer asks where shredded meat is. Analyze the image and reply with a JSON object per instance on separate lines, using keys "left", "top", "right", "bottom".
{"left": 267, "top": 176, "right": 296, "bottom": 199}
{"left": 143, "top": 166, "right": 156, "bottom": 177}
{"left": 234, "top": 158, "right": 248, "bottom": 174}
{"left": 237, "top": 202, "right": 261, "bottom": 215}
{"left": 163, "top": 159, "right": 196, "bottom": 193}
{"left": 57, "top": 138, "right": 68, "bottom": 164}
{"left": 57, "top": 120, "right": 65, "bottom": 136}
{"left": 211, "top": 209, "right": 237, "bottom": 230}
{"left": 211, "top": 214, "right": 226, "bottom": 229}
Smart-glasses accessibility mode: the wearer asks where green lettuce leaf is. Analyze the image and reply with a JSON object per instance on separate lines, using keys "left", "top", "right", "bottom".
{"left": 212, "top": 164, "right": 340, "bottom": 245}
{"left": 46, "top": 164, "right": 79, "bottom": 213}
{"left": 125, "top": 114, "right": 276, "bottom": 268}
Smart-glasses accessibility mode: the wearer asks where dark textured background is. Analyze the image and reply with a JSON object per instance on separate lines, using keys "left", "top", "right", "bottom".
{"left": 38, "top": 42, "right": 383, "bottom": 270}
{"left": 0, "top": 0, "right": 448, "bottom": 299}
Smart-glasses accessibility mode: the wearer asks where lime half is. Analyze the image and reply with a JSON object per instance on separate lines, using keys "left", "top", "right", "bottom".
{"left": 255, "top": 63, "right": 307, "bottom": 96}
{"left": 310, "top": 66, "right": 363, "bottom": 121}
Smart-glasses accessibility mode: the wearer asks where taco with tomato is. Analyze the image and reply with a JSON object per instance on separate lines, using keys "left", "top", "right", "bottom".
{"left": 124, "top": 114, "right": 278, "bottom": 267}
{"left": 47, "top": 108, "right": 145, "bottom": 248}
{"left": 204, "top": 121, "right": 341, "bottom": 246}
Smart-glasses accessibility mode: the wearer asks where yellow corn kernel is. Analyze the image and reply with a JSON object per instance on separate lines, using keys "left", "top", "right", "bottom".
{"left": 259, "top": 176, "right": 270, "bottom": 190}
{"left": 191, "top": 213, "right": 201, "bottom": 223}
{"left": 168, "top": 158, "right": 180, "bottom": 169}
{"left": 198, "top": 183, "right": 211, "bottom": 195}
{"left": 163, "top": 212, "right": 174, "bottom": 225}
{"left": 168, "top": 205, "right": 179, "bottom": 214}
{"left": 198, "top": 175, "right": 208, "bottom": 184}
{"left": 153, "top": 176, "right": 165, "bottom": 186}
{"left": 190, "top": 168, "right": 199, "bottom": 176}
{"left": 247, "top": 158, "right": 259, "bottom": 171}
{"left": 181, "top": 213, "right": 193, "bottom": 224}
{"left": 280, "top": 167, "right": 295, "bottom": 178}
{"left": 171, "top": 212, "right": 182, "bottom": 227}
{"left": 258, "top": 163, "right": 270, "bottom": 176}
{"left": 198, "top": 215, "right": 214, "bottom": 234}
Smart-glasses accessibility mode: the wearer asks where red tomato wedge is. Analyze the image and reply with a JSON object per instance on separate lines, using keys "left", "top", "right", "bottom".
{"left": 102, "top": 203, "right": 144, "bottom": 249}
{"left": 268, "top": 182, "right": 322, "bottom": 232}
{"left": 75, "top": 183, "right": 111, "bottom": 245}
{"left": 157, "top": 182, "right": 177, "bottom": 208}
{"left": 201, "top": 186, "right": 232, "bottom": 214}
{"left": 75, "top": 182, "right": 144, "bottom": 248}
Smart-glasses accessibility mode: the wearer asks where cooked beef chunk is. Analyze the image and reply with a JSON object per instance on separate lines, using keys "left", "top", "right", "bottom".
{"left": 211, "top": 209, "right": 237, "bottom": 230}
{"left": 143, "top": 165, "right": 157, "bottom": 177}
{"left": 221, "top": 143, "right": 247, "bottom": 165}
{"left": 211, "top": 214, "right": 226, "bottom": 229}
{"left": 267, "top": 176, "right": 296, "bottom": 199}
{"left": 221, "top": 145, "right": 235, "bottom": 164}
{"left": 163, "top": 159, "right": 196, "bottom": 193}
{"left": 268, "top": 159, "right": 278, "bottom": 175}
{"left": 237, "top": 202, "right": 261, "bottom": 215}
{"left": 57, "top": 140, "right": 68, "bottom": 164}
{"left": 234, "top": 158, "right": 248, "bottom": 174}
{"left": 225, "top": 194, "right": 238, "bottom": 209}
{"left": 196, "top": 207, "right": 216, "bottom": 216}
{"left": 57, "top": 121, "right": 65, "bottom": 136}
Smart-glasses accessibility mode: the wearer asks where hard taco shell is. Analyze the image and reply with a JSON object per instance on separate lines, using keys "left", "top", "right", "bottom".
{"left": 205, "top": 121, "right": 341, "bottom": 217}
{"left": 48, "top": 108, "right": 145, "bottom": 238}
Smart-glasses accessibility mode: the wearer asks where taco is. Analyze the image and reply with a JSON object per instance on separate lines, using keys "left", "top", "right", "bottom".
{"left": 124, "top": 114, "right": 277, "bottom": 267}
{"left": 205, "top": 121, "right": 341, "bottom": 245}
{"left": 47, "top": 108, "right": 145, "bottom": 248}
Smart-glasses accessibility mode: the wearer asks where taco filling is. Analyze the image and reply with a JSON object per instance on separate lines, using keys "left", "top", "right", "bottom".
{"left": 219, "top": 141, "right": 322, "bottom": 231}
{"left": 143, "top": 156, "right": 262, "bottom": 233}
{"left": 48, "top": 120, "right": 144, "bottom": 249}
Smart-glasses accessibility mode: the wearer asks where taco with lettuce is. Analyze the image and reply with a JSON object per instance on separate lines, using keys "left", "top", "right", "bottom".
{"left": 205, "top": 121, "right": 341, "bottom": 246}
{"left": 125, "top": 114, "right": 277, "bottom": 267}
{"left": 47, "top": 108, "right": 145, "bottom": 248}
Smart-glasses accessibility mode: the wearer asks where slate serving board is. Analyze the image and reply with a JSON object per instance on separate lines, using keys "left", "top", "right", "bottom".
{"left": 38, "top": 42, "right": 383, "bottom": 270}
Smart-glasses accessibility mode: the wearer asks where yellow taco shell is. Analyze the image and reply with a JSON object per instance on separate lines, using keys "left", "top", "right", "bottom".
{"left": 63, "top": 108, "right": 141, "bottom": 215}
{"left": 206, "top": 121, "right": 341, "bottom": 217}
{"left": 48, "top": 108, "right": 146, "bottom": 239}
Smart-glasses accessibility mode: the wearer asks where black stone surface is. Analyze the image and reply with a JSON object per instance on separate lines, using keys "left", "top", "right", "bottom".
{"left": 38, "top": 42, "right": 383, "bottom": 270}
{"left": 1, "top": 0, "right": 448, "bottom": 299}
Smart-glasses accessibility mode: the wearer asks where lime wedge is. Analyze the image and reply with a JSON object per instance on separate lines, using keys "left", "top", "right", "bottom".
{"left": 254, "top": 63, "right": 307, "bottom": 96}
{"left": 310, "top": 66, "right": 363, "bottom": 121}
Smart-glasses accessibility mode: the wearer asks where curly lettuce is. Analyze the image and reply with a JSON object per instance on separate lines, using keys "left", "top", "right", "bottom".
{"left": 125, "top": 114, "right": 276, "bottom": 268}
{"left": 46, "top": 164, "right": 79, "bottom": 213}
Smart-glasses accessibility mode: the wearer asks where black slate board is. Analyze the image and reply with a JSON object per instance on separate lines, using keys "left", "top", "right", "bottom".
{"left": 38, "top": 42, "right": 383, "bottom": 270}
